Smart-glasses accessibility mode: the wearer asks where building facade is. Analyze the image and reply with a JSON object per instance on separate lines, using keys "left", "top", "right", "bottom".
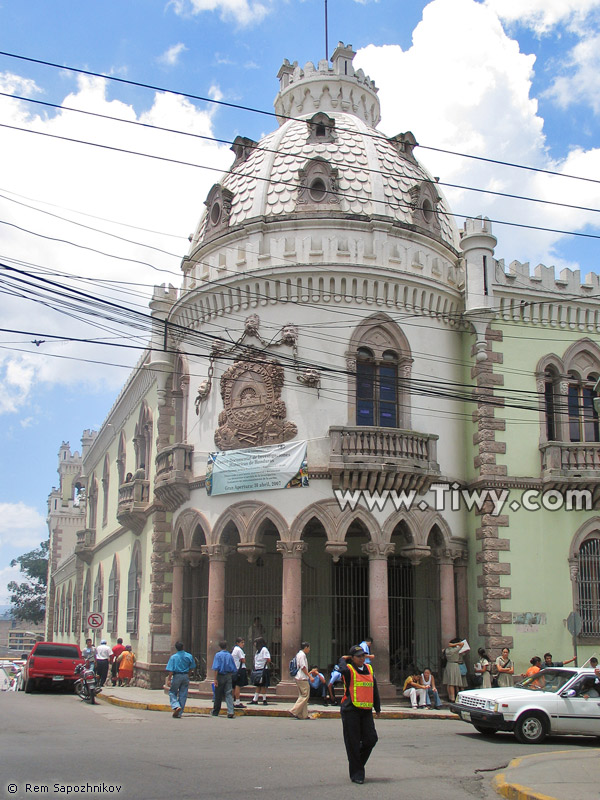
{"left": 45, "top": 44, "right": 600, "bottom": 692}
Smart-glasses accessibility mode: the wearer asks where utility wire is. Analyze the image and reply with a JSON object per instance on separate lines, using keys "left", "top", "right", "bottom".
{"left": 1, "top": 49, "right": 600, "bottom": 188}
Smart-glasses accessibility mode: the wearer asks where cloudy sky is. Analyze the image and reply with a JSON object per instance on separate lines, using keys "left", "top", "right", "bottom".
{"left": 1, "top": 0, "right": 600, "bottom": 603}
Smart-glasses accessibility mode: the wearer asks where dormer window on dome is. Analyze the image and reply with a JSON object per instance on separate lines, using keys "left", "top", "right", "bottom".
{"left": 307, "top": 112, "right": 336, "bottom": 144}
{"left": 297, "top": 157, "right": 340, "bottom": 209}
{"left": 230, "top": 136, "right": 258, "bottom": 167}
{"left": 410, "top": 180, "right": 441, "bottom": 234}
{"left": 389, "top": 131, "right": 418, "bottom": 164}
{"left": 204, "top": 184, "right": 234, "bottom": 236}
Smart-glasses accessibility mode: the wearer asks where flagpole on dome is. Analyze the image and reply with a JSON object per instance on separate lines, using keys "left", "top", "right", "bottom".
{"left": 324, "top": 0, "right": 329, "bottom": 62}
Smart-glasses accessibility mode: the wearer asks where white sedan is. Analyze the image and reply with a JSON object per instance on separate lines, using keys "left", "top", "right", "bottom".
{"left": 452, "top": 667, "right": 600, "bottom": 743}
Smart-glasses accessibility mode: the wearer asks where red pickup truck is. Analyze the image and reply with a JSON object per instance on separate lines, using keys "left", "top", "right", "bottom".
{"left": 24, "top": 642, "right": 84, "bottom": 692}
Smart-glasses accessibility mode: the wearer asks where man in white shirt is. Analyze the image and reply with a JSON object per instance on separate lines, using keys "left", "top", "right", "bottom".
{"left": 95, "top": 640, "right": 113, "bottom": 687}
{"left": 231, "top": 637, "right": 246, "bottom": 709}
{"left": 289, "top": 642, "right": 311, "bottom": 720}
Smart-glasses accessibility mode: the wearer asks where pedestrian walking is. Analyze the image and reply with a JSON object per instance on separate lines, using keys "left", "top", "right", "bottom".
{"left": 110, "top": 638, "right": 126, "bottom": 686}
{"left": 165, "top": 641, "right": 195, "bottom": 718}
{"left": 249, "top": 637, "right": 271, "bottom": 705}
{"left": 337, "top": 644, "right": 381, "bottom": 785}
{"left": 95, "top": 640, "right": 112, "bottom": 687}
{"left": 231, "top": 637, "right": 247, "bottom": 709}
{"left": 211, "top": 640, "right": 237, "bottom": 718}
{"left": 288, "top": 642, "right": 311, "bottom": 719}
{"left": 117, "top": 645, "right": 136, "bottom": 686}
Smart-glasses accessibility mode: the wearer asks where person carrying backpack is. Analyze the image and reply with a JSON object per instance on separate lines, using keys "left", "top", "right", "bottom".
{"left": 288, "top": 642, "right": 311, "bottom": 720}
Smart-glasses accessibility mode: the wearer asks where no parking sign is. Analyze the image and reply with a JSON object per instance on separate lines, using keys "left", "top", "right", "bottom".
{"left": 87, "top": 612, "right": 103, "bottom": 629}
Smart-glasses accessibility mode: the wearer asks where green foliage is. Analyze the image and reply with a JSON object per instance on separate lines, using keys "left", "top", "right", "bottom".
{"left": 8, "top": 540, "right": 49, "bottom": 624}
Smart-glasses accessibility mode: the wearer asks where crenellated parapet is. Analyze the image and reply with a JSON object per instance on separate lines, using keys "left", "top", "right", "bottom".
{"left": 494, "top": 259, "right": 600, "bottom": 297}
{"left": 274, "top": 42, "right": 380, "bottom": 127}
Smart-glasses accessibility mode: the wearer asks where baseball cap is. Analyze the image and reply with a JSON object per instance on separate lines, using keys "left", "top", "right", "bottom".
{"left": 100, "top": 640, "right": 107, "bottom": 645}
{"left": 349, "top": 645, "right": 366, "bottom": 657}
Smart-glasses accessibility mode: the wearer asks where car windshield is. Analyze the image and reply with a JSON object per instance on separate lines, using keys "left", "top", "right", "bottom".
{"left": 515, "top": 668, "right": 576, "bottom": 693}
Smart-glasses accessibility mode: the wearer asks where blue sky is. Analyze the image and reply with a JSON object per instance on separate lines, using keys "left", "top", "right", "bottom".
{"left": 1, "top": 0, "right": 600, "bottom": 602}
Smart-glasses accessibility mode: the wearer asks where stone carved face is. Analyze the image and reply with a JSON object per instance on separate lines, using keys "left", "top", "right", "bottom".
{"left": 281, "top": 324, "right": 298, "bottom": 346}
{"left": 244, "top": 314, "right": 260, "bottom": 338}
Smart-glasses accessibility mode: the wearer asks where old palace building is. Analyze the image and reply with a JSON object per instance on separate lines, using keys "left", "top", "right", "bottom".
{"left": 46, "top": 44, "right": 600, "bottom": 694}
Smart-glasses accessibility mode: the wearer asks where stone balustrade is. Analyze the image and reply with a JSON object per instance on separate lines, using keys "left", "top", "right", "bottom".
{"left": 155, "top": 443, "right": 194, "bottom": 511}
{"left": 117, "top": 478, "right": 150, "bottom": 534}
{"left": 329, "top": 425, "right": 441, "bottom": 492}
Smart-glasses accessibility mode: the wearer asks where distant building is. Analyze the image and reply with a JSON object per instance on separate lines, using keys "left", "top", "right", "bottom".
{"left": 0, "top": 611, "right": 44, "bottom": 657}
{"left": 45, "top": 43, "right": 600, "bottom": 692}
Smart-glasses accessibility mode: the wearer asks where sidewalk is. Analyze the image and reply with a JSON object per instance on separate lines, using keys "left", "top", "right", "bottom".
{"left": 492, "top": 750, "right": 600, "bottom": 800}
{"left": 98, "top": 687, "right": 600, "bottom": 800}
{"left": 98, "top": 685, "right": 458, "bottom": 720}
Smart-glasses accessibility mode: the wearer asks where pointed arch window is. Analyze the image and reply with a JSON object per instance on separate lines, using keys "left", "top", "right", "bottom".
{"left": 107, "top": 556, "right": 120, "bottom": 634}
{"left": 356, "top": 348, "right": 399, "bottom": 427}
{"left": 65, "top": 583, "right": 72, "bottom": 634}
{"left": 578, "top": 536, "right": 600, "bottom": 637}
{"left": 81, "top": 571, "right": 91, "bottom": 633}
{"left": 127, "top": 544, "right": 142, "bottom": 635}
{"left": 88, "top": 475, "right": 98, "bottom": 530}
{"left": 102, "top": 454, "right": 110, "bottom": 527}
{"left": 71, "top": 585, "right": 78, "bottom": 634}
{"left": 544, "top": 368, "right": 559, "bottom": 442}
{"left": 568, "top": 373, "right": 599, "bottom": 443}
{"left": 117, "top": 431, "right": 126, "bottom": 486}
{"left": 93, "top": 566, "right": 103, "bottom": 620}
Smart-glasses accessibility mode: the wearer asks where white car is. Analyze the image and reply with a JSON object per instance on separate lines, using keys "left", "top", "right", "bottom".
{"left": 452, "top": 667, "right": 600, "bottom": 744}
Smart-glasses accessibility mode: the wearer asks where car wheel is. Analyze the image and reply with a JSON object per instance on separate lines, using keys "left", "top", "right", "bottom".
{"left": 473, "top": 725, "right": 497, "bottom": 736}
{"left": 514, "top": 712, "right": 547, "bottom": 744}
{"left": 24, "top": 678, "right": 33, "bottom": 693}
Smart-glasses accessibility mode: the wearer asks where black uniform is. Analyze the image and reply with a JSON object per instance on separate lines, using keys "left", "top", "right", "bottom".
{"left": 338, "top": 657, "right": 381, "bottom": 783}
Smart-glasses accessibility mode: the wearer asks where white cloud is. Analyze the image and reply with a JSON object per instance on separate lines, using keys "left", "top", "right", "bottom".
{"left": 0, "top": 564, "right": 24, "bottom": 605}
{"left": 355, "top": 0, "right": 600, "bottom": 268}
{"left": 544, "top": 33, "right": 600, "bottom": 113}
{"left": 485, "top": 0, "right": 600, "bottom": 34}
{"left": 0, "top": 72, "right": 233, "bottom": 413}
{"left": 157, "top": 43, "right": 188, "bottom": 66}
{"left": 0, "top": 503, "right": 47, "bottom": 550}
{"left": 169, "top": 0, "right": 270, "bottom": 26}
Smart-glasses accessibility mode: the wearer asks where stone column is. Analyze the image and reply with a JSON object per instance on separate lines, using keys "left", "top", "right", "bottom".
{"left": 362, "top": 541, "right": 396, "bottom": 701}
{"left": 169, "top": 553, "right": 185, "bottom": 646}
{"left": 275, "top": 540, "right": 306, "bottom": 698}
{"left": 439, "top": 551, "right": 457, "bottom": 647}
{"left": 201, "top": 544, "right": 231, "bottom": 683}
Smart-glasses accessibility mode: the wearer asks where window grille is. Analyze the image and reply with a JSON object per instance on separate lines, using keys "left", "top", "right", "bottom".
{"left": 578, "top": 537, "right": 600, "bottom": 637}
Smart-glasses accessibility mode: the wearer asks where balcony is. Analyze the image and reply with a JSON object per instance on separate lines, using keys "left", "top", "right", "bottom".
{"left": 329, "top": 426, "right": 441, "bottom": 492}
{"left": 74, "top": 528, "right": 95, "bottom": 563}
{"left": 540, "top": 442, "right": 600, "bottom": 497}
{"left": 117, "top": 478, "right": 150, "bottom": 534}
{"left": 154, "top": 443, "right": 194, "bottom": 511}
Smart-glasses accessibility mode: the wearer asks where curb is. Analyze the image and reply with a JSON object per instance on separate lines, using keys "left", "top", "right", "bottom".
{"left": 492, "top": 752, "right": 572, "bottom": 800}
{"left": 97, "top": 692, "right": 459, "bottom": 720}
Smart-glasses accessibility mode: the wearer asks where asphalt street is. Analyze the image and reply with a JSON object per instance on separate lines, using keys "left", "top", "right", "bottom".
{"left": 2, "top": 691, "right": 599, "bottom": 800}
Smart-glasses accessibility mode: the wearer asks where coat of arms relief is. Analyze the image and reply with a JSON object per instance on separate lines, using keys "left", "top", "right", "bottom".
{"left": 214, "top": 359, "right": 298, "bottom": 450}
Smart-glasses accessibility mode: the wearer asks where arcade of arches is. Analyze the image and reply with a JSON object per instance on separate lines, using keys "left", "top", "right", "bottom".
{"left": 171, "top": 503, "right": 468, "bottom": 697}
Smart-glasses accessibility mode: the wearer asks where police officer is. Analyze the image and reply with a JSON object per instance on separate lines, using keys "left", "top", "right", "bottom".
{"left": 338, "top": 644, "right": 381, "bottom": 784}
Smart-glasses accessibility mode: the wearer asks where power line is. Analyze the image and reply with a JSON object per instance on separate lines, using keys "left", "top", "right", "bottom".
{"left": 2, "top": 48, "right": 600, "bottom": 189}
{"left": 3, "top": 91, "right": 600, "bottom": 219}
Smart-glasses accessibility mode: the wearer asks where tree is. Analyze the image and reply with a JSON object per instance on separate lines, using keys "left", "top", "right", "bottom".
{"left": 8, "top": 539, "right": 49, "bottom": 624}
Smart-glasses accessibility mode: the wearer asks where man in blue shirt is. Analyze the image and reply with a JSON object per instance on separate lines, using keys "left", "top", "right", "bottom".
{"left": 211, "top": 640, "right": 237, "bottom": 718}
{"left": 165, "top": 641, "right": 195, "bottom": 718}
{"left": 359, "top": 637, "right": 374, "bottom": 666}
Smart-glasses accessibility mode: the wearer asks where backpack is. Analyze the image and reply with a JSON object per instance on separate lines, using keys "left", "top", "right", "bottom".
{"left": 289, "top": 656, "right": 299, "bottom": 677}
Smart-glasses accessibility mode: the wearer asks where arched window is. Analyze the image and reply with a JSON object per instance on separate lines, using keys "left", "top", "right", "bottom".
{"left": 568, "top": 372, "right": 599, "bottom": 443}
{"left": 93, "top": 565, "right": 103, "bottom": 618}
{"left": 71, "top": 585, "right": 78, "bottom": 634}
{"left": 107, "top": 556, "right": 120, "bottom": 634}
{"left": 59, "top": 586, "right": 65, "bottom": 633}
{"left": 134, "top": 402, "right": 153, "bottom": 479}
{"left": 127, "top": 544, "right": 142, "bottom": 635}
{"left": 65, "top": 582, "right": 72, "bottom": 634}
{"left": 88, "top": 474, "right": 98, "bottom": 530}
{"left": 544, "top": 367, "right": 559, "bottom": 442}
{"left": 81, "top": 571, "right": 91, "bottom": 633}
{"left": 349, "top": 315, "right": 412, "bottom": 429}
{"left": 117, "top": 431, "right": 126, "bottom": 486}
{"left": 578, "top": 536, "right": 600, "bottom": 637}
{"left": 102, "top": 454, "right": 110, "bottom": 527}
{"left": 356, "top": 348, "right": 399, "bottom": 427}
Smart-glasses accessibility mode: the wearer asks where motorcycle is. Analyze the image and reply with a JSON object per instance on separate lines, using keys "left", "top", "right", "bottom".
{"left": 74, "top": 660, "right": 102, "bottom": 704}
